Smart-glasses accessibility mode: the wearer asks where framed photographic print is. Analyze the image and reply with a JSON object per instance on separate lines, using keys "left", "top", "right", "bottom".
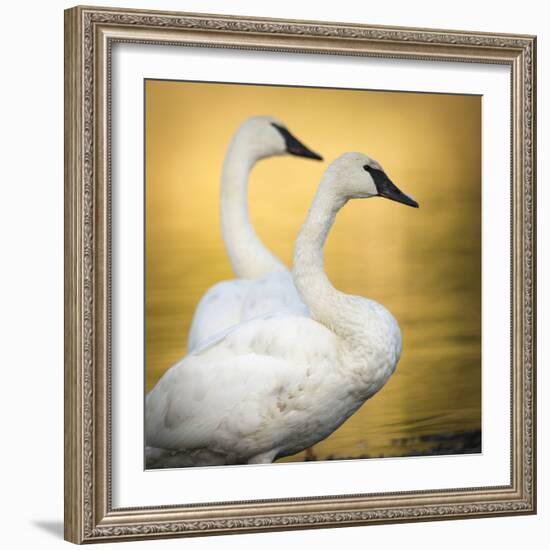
{"left": 64, "top": 5, "right": 537, "bottom": 544}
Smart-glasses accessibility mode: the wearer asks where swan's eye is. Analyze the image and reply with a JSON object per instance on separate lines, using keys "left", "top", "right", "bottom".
{"left": 363, "top": 164, "right": 372, "bottom": 173}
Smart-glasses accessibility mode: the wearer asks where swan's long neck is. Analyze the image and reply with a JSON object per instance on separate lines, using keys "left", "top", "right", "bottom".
{"left": 220, "top": 138, "right": 286, "bottom": 279}
{"left": 293, "top": 178, "right": 350, "bottom": 336}
{"left": 293, "top": 177, "right": 400, "bottom": 358}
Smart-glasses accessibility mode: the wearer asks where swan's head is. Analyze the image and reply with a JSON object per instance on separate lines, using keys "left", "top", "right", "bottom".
{"left": 327, "top": 152, "right": 418, "bottom": 208}
{"left": 236, "top": 116, "right": 323, "bottom": 161}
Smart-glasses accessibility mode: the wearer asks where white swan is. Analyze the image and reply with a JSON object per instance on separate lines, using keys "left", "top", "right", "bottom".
{"left": 186, "top": 116, "right": 322, "bottom": 353}
{"left": 146, "top": 152, "right": 418, "bottom": 468}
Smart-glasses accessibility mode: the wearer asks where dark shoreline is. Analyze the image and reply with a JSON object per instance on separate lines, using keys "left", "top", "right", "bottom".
{"left": 302, "top": 429, "right": 482, "bottom": 462}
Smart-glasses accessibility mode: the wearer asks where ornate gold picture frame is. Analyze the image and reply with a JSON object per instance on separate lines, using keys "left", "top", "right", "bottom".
{"left": 64, "top": 5, "right": 536, "bottom": 544}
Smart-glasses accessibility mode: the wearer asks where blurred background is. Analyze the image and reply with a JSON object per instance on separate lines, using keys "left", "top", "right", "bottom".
{"left": 145, "top": 79, "right": 481, "bottom": 462}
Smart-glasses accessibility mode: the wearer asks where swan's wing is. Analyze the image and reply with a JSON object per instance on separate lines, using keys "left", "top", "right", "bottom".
{"left": 186, "top": 278, "right": 252, "bottom": 353}
{"left": 146, "top": 352, "right": 292, "bottom": 452}
{"left": 146, "top": 316, "right": 338, "bottom": 455}
{"left": 241, "top": 270, "right": 309, "bottom": 320}
{"left": 186, "top": 271, "right": 307, "bottom": 354}
{"left": 189, "top": 308, "right": 317, "bottom": 360}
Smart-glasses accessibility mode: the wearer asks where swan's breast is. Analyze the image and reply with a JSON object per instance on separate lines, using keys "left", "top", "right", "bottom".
{"left": 337, "top": 298, "right": 402, "bottom": 399}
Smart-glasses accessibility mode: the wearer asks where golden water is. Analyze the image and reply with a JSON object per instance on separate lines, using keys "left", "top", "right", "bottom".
{"left": 145, "top": 80, "right": 481, "bottom": 461}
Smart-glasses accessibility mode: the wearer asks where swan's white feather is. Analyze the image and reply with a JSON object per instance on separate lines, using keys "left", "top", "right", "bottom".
{"left": 186, "top": 278, "right": 249, "bottom": 353}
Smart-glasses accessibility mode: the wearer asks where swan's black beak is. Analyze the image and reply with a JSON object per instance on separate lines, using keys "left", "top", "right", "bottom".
{"left": 271, "top": 123, "right": 323, "bottom": 161}
{"left": 364, "top": 165, "right": 419, "bottom": 208}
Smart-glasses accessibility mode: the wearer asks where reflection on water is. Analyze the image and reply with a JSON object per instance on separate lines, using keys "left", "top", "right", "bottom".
{"left": 145, "top": 81, "right": 481, "bottom": 462}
